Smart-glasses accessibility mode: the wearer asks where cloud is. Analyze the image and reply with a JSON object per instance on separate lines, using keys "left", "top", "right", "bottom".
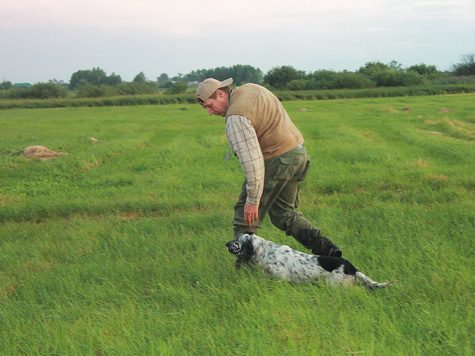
{"left": 388, "top": 41, "right": 433, "bottom": 48}
{"left": 388, "top": 0, "right": 473, "bottom": 19}
{"left": 0, "top": 0, "right": 382, "bottom": 35}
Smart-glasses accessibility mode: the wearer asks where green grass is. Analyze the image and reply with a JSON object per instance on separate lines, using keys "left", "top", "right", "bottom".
{"left": 0, "top": 95, "right": 474, "bottom": 355}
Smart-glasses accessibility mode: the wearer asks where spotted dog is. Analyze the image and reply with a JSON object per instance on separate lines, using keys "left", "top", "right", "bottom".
{"left": 226, "top": 233, "right": 393, "bottom": 290}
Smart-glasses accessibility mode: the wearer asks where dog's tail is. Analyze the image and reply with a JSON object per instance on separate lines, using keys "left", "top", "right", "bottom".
{"left": 355, "top": 271, "right": 394, "bottom": 290}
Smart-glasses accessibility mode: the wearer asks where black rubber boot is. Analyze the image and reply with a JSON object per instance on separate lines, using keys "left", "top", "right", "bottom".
{"left": 311, "top": 235, "right": 342, "bottom": 257}
{"left": 291, "top": 226, "right": 342, "bottom": 257}
{"left": 309, "top": 230, "right": 342, "bottom": 257}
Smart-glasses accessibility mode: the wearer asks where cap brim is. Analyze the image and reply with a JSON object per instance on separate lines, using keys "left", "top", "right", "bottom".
{"left": 219, "top": 78, "right": 233, "bottom": 88}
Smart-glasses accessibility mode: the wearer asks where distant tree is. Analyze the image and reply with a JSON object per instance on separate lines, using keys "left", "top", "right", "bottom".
{"left": 231, "top": 64, "right": 263, "bottom": 85}
{"left": 166, "top": 81, "right": 188, "bottom": 94}
{"left": 402, "top": 71, "right": 426, "bottom": 86}
{"left": 181, "top": 65, "right": 263, "bottom": 85}
{"left": 183, "top": 69, "right": 207, "bottom": 82}
{"left": 305, "top": 70, "right": 375, "bottom": 90}
{"left": 70, "top": 68, "right": 107, "bottom": 89}
{"left": 407, "top": 63, "right": 440, "bottom": 78}
{"left": 358, "top": 61, "right": 391, "bottom": 76}
{"left": 104, "top": 73, "right": 122, "bottom": 86}
{"left": 307, "top": 70, "right": 340, "bottom": 89}
{"left": 29, "top": 83, "right": 67, "bottom": 99}
{"left": 331, "top": 71, "right": 376, "bottom": 89}
{"left": 388, "top": 60, "right": 404, "bottom": 72}
{"left": 157, "top": 73, "right": 169, "bottom": 83}
{"left": 358, "top": 61, "right": 425, "bottom": 87}
{"left": 133, "top": 72, "right": 147, "bottom": 83}
{"left": 158, "top": 81, "right": 173, "bottom": 89}
{"left": 117, "top": 81, "right": 157, "bottom": 95}
{"left": 372, "top": 70, "right": 425, "bottom": 87}
{"left": 0, "top": 82, "right": 66, "bottom": 99}
{"left": 264, "top": 66, "right": 305, "bottom": 90}
{"left": 1, "top": 86, "right": 30, "bottom": 99}
{"left": 286, "top": 79, "right": 308, "bottom": 91}
{"left": 75, "top": 83, "right": 117, "bottom": 98}
{"left": 48, "top": 78, "right": 67, "bottom": 86}
{"left": 171, "top": 73, "right": 184, "bottom": 82}
{"left": 452, "top": 53, "right": 475, "bottom": 76}
{"left": 69, "top": 68, "right": 122, "bottom": 90}
{"left": 0, "top": 81, "right": 13, "bottom": 90}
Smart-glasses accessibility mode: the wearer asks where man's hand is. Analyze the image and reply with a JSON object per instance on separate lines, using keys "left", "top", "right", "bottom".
{"left": 244, "top": 203, "right": 259, "bottom": 226}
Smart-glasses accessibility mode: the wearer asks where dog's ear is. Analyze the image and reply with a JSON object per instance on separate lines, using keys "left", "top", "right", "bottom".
{"left": 239, "top": 238, "right": 255, "bottom": 261}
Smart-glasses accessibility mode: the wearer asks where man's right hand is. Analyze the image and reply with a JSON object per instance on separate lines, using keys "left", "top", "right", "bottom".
{"left": 244, "top": 203, "right": 259, "bottom": 226}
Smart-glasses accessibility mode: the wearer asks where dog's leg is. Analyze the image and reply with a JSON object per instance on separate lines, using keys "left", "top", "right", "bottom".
{"left": 355, "top": 272, "right": 394, "bottom": 290}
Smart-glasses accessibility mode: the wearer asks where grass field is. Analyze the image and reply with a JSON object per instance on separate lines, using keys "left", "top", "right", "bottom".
{"left": 0, "top": 94, "right": 474, "bottom": 355}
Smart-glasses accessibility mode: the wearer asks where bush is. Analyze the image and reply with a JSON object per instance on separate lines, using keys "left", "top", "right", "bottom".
{"left": 330, "top": 72, "right": 376, "bottom": 89}
{"left": 452, "top": 54, "right": 475, "bottom": 76}
{"left": 407, "top": 64, "right": 441, "bottom": 79}
{"left": 76, "top": 83, "right": 117, "bottom": 98}
{"left": 304, "top": 71, "right": 375, "bottom": 90}
{"left": 0, "top": 81, "right": 13, "bottom": 90}
{"left": 0, "top": 83, "right": 66, "bottom": 99}
{"left": 117, "top": 82, "right": 158, "bottom": 95}
{"left": 371, "top": 70, "right": 425, "bottom": 87}
{"left": 264, "top": 66, "right": 305, "bottom": 90}
{"left": 286, "top": 79, "right": 308, "bottom": 91}
{"left": 166, "top": 81, "right": 188, "bottom": 95}
{"left": 30, "top": 83, "right": 67, "bottom": 99}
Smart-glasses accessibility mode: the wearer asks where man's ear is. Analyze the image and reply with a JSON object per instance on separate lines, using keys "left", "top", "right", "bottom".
{"left": 216, "top": 89, "right": 227, "bottom": 99}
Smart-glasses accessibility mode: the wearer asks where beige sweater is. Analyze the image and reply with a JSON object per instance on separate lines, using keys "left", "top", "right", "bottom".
{"left": 226, "top": 84, "right": 304, "bottom": 160}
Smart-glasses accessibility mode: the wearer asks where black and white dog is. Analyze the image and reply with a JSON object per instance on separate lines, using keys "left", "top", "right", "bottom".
{"left": 226, "top": 233, "right": 393, "bottom": 290}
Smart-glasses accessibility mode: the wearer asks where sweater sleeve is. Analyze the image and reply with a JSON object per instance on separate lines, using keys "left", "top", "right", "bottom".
{"left": 225, "top": 115, "right": 265, "bottom": 206}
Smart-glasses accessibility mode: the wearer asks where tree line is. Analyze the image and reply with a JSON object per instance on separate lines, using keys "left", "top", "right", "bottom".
{"left": 1, "top": 54, "right": 474, "bottom": 100}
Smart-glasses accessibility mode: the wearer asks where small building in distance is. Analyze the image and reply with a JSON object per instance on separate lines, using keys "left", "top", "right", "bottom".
{"left": 14, "top": 83, "right": 32, "bottom": 88}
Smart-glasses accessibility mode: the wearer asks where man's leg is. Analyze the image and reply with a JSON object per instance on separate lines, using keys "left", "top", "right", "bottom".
{"left": 266, "top": 149, "right": 342, "bottom": 257}
{"left": 267, "top": 179, "right": 342, "bottom": 257}
{"left": 232, "top": 148, "right": 342, "bottom": 257}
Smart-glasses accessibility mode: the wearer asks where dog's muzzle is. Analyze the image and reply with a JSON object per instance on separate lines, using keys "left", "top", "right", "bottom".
{"left": 226, "top": 240, "right": 240, "bottom": 255}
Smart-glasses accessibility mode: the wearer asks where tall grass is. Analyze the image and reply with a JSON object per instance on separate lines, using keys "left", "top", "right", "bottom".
{"left": 0, "top": 95, "right": 473, "bottom": 355}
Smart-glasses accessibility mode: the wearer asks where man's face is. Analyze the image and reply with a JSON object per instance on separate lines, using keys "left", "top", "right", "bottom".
{"left": 201, "top": 90, "right": 228, "bottom": 117}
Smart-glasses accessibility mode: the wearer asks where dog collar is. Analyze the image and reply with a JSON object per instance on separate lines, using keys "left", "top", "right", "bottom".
{"left": 254, "top": 240, "right": 264, "bottom": 256}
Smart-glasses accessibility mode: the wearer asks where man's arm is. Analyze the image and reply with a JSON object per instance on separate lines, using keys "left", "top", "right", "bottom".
{"left": 225, "top": 115, "right": 264, "bottom": 225}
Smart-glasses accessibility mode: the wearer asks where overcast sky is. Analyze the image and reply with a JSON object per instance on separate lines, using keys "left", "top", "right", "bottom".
{"left": 1, "top": 0, "right": 474, "bottom": 84}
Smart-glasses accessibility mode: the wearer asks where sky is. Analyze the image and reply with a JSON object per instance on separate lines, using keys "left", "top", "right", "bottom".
{"left": 1, "top": 0, "right": 474, "bottom": 84}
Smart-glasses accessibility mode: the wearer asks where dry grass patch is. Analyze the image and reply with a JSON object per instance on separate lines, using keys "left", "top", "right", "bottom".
{"left": 2, "top": 145, "right": 70, "bottom": 160}
{"left": 414, "top": 159, "right": 430, "bottom": 168}
{"left": 20, "top": 146, "right": 68, "bottom": 159}
{"left": 380, "top": 106, "right": 398, "bottom": 113}
{"left": 423, "top": 118, "right": 474, "bottom": 140}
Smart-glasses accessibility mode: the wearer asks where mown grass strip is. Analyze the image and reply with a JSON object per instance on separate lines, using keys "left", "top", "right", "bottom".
{"left": 0, "top": 95, "right": 473, "bottom": 355}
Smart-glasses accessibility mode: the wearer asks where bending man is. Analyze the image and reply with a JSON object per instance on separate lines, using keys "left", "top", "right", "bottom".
{"left": 196, "top": 78, "right": 342, "bottom": 259}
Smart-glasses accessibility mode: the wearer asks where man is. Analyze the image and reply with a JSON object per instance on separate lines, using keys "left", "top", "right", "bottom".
{"left": 196, "top": 78, "right": 342, "bottom": 259}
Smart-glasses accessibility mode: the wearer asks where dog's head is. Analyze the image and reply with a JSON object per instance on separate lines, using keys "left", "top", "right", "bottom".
{"left": 225, "top": 233, "right": 256, "bottom": 261}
